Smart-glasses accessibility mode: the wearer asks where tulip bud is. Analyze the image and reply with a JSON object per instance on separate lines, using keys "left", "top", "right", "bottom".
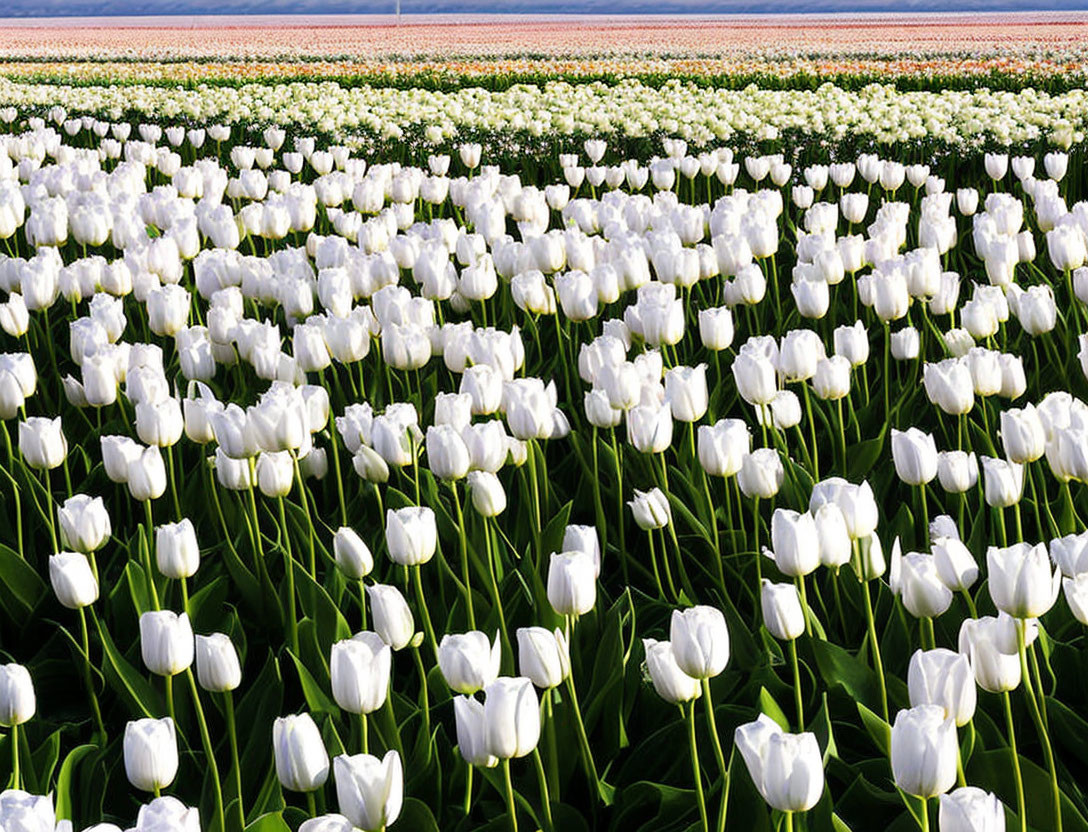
{"left": 760, "top": 580, "right": 805, "bottom": 641}
{"left": 738, "top": 448, "right": 784, "bottom": 499}
{"left": 891, "top": 428, "right": 938, "bottom": 486}
{"left": 57, "top": 494, "right": 111, "bottom": 553}
{"left": 516, "top": 627, "right": 570, "bottom": 689}
{"left": 670, "top": 605, "right": 729, "bottom": 679}
{"left": 1000, "top": 404, "right": 1046, "bottom": 464}
{"left": 987, "top": 542, "right": 1060, "bottom": 619}
{"left": 643, "top": 638, "right": 701, "bottom": 704}
{"left": 273, "top": 713, "right": 330, "bottom": 792}
{"left": 664, "top": 364, "right": 708, "bottom": 423}
{"left": 330, "top": 633, "right": 391, "bottom": 715}
{"left": 128, "top": 445, "right": 167, "bottom": 502}
{"left": 959, "top": 617, "right": 1021, "bottom": 693}
{"left": 937, "top": 450, "right": 978, "bottom": 494}
{"left": 890, "top": 705, "right": 958, "bottom": 799}
{"left": 438, "top": 631, "right": 501, "bottom": 695}
{"left": 384, "top": 506, "right": 437, "bottom": 566}
{"left": 628, "top": 487, "right": 671, "bottom": 530}
{"left": 938, "top": 787, "right": 1005, "bottom": 832}
{"left": 907, "top": 649, "right": 976, "bottom": 727}
{"left": 734, "top": 714, "right": 824, "bottom": 812}
{"left": 124, "top": 717, "right": 178, "bottom": 792}
{"left": 815, "top": 503, "right": 851, "bottom": 568}
{"left": 768, "top": 509, "right": 820, "bottom": 577}
{"left": 546, "top": 550, "right": 597, "bottom": 617}
{"left": 467, "top": 470, "right": 507, "bottom": 517}
{"left": 483, "top": 676, "right": 540, "bottom": 759}
{"left": 155, "top": 518, "right": 199, "bottom": 579}
{"left": 0, "top": 663, "right": 35, "bottom": 726}
{"left": 139, "top": 611, "right": 194, "bottom": 676}
{"left": 49, "top": 551, "right": 99, "bottom": 609}
{"left": 333, "top": 527, "right": 373, "bottom": 580}
{"left": 896, "top": 553, "right": 953, "bottom": 619}
{"left": 932, "top": 537, "right": 978, "bottom": 592}
{"left": 425, "top": 424, "right": 470, "bottom": 481}
{"left": 19, "top": 416, "right": 67, "bottom": 470}
{"left": 697, "top": 419, "right": 749, "bottom": 478}
{"left": 980, "top": 457, "right": 1023, "bottom": 508}
{"left": 367, "top": 584, "right": 415, "bottom": 650}
{"left": 195, "top": 633, "right": 242, "bottom": 693}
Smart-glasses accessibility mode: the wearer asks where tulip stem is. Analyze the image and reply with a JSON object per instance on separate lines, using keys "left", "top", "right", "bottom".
{"left": 919, "top": 797, "right": 929, "bottom": 832}
{"left": 862, "top": 580, "right": 889, "bottom": 723}
{"left": 9, "top": 723, "right": 18, "bottom": 790}
{"left": 502, "top": 758, "right": 518, "bottom": 832}
{"left": 463, "top": 764, "right": 473, "bottom": 815}
{"left": 165, "top": 673, "right": 176, "bottom": 724}
{"left": 1002, "top": 691, "right": 1027, "bottom": 832}
{"left": 591, "top": 427, "right": 607, "bottom": 561}
{"left": 78, "top": 607, "right": 106, "bottom": 743}
{"left": 796, "top": 576, "right": 812, "bottom": 637}
{"left": 686, "top": 702, "right": 709, "bottom": 832}
{"left": 224, "top": 691, "right": 245, "bottom": 829}
{"left": 166, "top": 444, "right": 182, "bottom": 521}
{"left": 526, "top": 439, "right": 542, "bottom": 564}
{"left": 1016, "top": 620, "right": 1062, "bottom": 832}
{"left": 917, "top": 485, "right": 929, "bottom": 549}
{"left": 543, "top": 689, "right": 560, "bottom": 803}
{"left": 532, "top": 748, "right": 553, "bottom": 832}
{"left": 785, "top": 811, "right": 794, "bottom": 832}
{"left": 411, "top": 644, "right": 432, "bottom": 752}
{"left": 142, "top": 500, "right": 161, "bottom": 610}
{"left": 483, "top": 519, "right": 512, "bottom": 671}
{"left": 305, "top": 792, "right": 316, "bottom": 819}
{"left": 610, "top": 429, "right": 628, "bottom": 587}
{"left": 920, "top": 617, "right": 936, "bottom": 651}
{"left": 41, "top": 469, "right": 58, "bottom": 553}
{"left": 960, "top": 588, "right": 978, "bottom": 619}
{"left": 800, "top": 382, "right": 819, "bottom": 477}
{"left": 186, "top": 669, "right": 226, "bottom": 832}
{"left": 789, "top": 638, "right": 804, "bottom": 731}
{"left": 412, "top": 564, "right": 439, "bottom": 661}
{"left": 698, "top": 679, "right": 729, "bottom": 832}
{"left": 290, "top": 452, "right": 317, "bottom": 579}
{"left": 565, "top": 673, "right": 603, "bottom": 802}
{"left": 449, "top": 481, "right": 475, "bottom": 629}
{"left": 276, "top": 497, "right": 300, "bottom": 656}
{"left": 359, "top": 712, "right": 369, "bottom": 754}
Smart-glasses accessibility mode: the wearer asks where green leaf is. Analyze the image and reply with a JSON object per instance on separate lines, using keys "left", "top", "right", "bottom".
{"left": 55, "top": 744, "right": 97, "bottom": 820}
{"left": 287, "top": 648, "right": 339, "bottom": 717}
{"left": 0, "top": 543, "right": 47, "bottom": 616}
{"left": 759, "top": 686, "right": 790, "bottom": 731}
{"left": 96, "top": 615, "right": 160, "bottom": 718}
{"left": 242, "top": 812, "right": 291, "bottom": 832}
{"left": 856, "top": 702, "right": 891, "bottom": 756}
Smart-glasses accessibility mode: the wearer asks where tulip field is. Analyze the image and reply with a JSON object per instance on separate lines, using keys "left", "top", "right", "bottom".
{"left": 6, "top": 16, "right": 1088, "bottom": 832}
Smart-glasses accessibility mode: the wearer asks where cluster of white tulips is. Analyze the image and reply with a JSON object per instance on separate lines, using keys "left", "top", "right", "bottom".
{"left": 3, "top": 92, "right": 1088, "bottom": 832}
{"left": 0, "top": 78, "right": 1086, "bottom": 149}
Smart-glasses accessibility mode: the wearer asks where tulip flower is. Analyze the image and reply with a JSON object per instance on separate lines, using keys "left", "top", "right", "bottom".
{"left": 891, "top": 705, "right": 958, "bottom": 799}
{"left": 438, "top": 631, "right": 501, "bottom": 695}
{"left": 273, "top": 713, "right": 330, "bottom": 792}
{"left": 384, "top": 506, "right": 437, "bottom": 566}
{"left": 333, "top": 527, "right": 374, "bottom": 581}
{"left": 734, "top": 714, "right": 824, "bottom": 814}
{"left": 907, "top": 649, "right": 976, "bottom": 727}
{"left": 547, "top": 550, "right": 597, "bottom": 617}
{"left": 366, "top": 584, "right": 415, "bottom": 651}
{"left": 124, "top": 718, "right": 179, "bottom": 792}
{"left": 19, "top": 416, "right": 66, "bottom": 470}
{"left": 938, "top": 787, "right": 1006, "bottom": 832}
{"left": 155, "top": 519, "right": 199, "bottom": 579}
{"left": 333, "top": 751, "right": 403, "bottom": 832}
{"left": 987, "top": 543, "right": 1060, "bottom": 619}
{"left": 517, "top": 627, "right": 570, "bottom": 690}
{"left": 195, "top": 633, "right": 242, "bottom": 693}
{"left": 48, "top": 552, "right": 98, "bottom": 609}
{"left": 453, "top": 696, "right": 498, "bottom": 768}
{"left": 57, "top": 494, "right": 111, "bottom": 553}
{"left": 139, "top": 611, "right": 194, "bottom": 677}
{"left": 482, "top": 676, "right": 540, "bottom": 760}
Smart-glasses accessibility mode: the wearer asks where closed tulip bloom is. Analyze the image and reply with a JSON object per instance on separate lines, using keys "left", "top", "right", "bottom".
{"left": 483, "top": 676, "right": 540, "bottom": 759}
{"left": 0, "top": 789, "right": 62, "bottom": 832}
{"left": 959, "top": 618, "right": 1021, "bottom": 693}
{"left": 628, "top": 487, "right": 671, "bottom": 530}
{"left": 891, "top": 327, "right": 921, "bottom": 361}
{"left": 194, "top": 633, "right": 242, "bottom": 693}
{"left": 923, "top": 360, "right": 973, "bottom": 415}
{"left": 814, "top": 503, "right": 851, "bottom": 568}
{"left": 664, "top": 364, "right": 708, "bottom": 422}
{"left": 812, "top": 355, "right": 851, "bottom": 400}
{"left": 939, "top": 787, "right": 1005, "bottom": 832}
{"left": 626, "top": 402, "right": 673, "bottom": 454}
{"left": 739, "top": 448, "right": 785, "bottom": 499}
{"left": 439, "top": 631, "right": 501, "bottom": 695}
{"left": 19, "top": 416, "right": 66, "bottom": 470}
{"left": 49, "top": 552, "right": 99, "bottom": 609}
{"left": 128, "top": 445, "right": 167, "bottom": 501}
{"left": 833, "top": 320, "right": 870, "bottom": 367}
{"left": 897, "top": 553, "right": 954, "bottom": 619}
{"left": 333, "top": 527, "right": 373, "bottom": 580}
{"left": 256, "top": 450, "right": 293, "bottom": 498}
{"left": 425, "top": 424, "right": 470, "bottom": 481}
{"left": 517, "top": 627, "right": 570, "bottom": 689}
{"left": 932, "top": 537, "right": 979, "bottom": 591}
{"left": 980, "top": 457, "right": 1023, "bottom": 508}
{"left": 298, "top": 815, "right": 354, "bottom": 832}
{"left": 735, "top": 714, "right": 824, "bottom": 812}
{"left": 561, "top": 525, "right": 601, "bottom": 575}
{"left": 273, "top": 713, "right": 329, "bottom": 792}
{"left": 1062, "top": 574, "right": 1088, "bottom": 625}
{"left": 937, "top": 451, "right": 979, "bottom": 493}
{"left": 385, "top": 507, "right": 437, "bottom": 566}
{"left": 1000, "top": 405, "right": 1046, "bottom": 463}
{"left": 367, "top": 584, "right": 415, "bottom": 651}
{"left": 643, "top": 638, "right": 701, "bottom": 704}
{"left": 547, "top": 550, "right": 596, "bottom": 617}
{"left": 466, "top": 470, "right": 507, "bottom": 517}
{"left": 733, "top": 352, "right": 777, "bottom": 406}
{"left": 1050, "top": 530, "right": 1088, "bottom": 577}
{"left": 768, "top": 509, "right": 820, "bottom": 577}
{"left": 124, "top": 718, "right": 178, "bottom": 792}
{"left": 699, "top": 307, "right": 734, "bottom": 351}
{"left": 155, "top": 519, "right": 199, "bottom": 579}
{"left": 454, "top": 695, "right": 498, "bottom": 768}
{"left": 0, "top": 664, "right": 34, "bottom": 726}
{"left": 330, "top": 633, "right": 391, "bottom": 714}
{"left": 670, "top": 605, "right": 729, "bottom": 679}
{"left": 892, "top": 428, "right": 938, "bottom": 486}
{"left": 698, "top": 419, "right": 749, "bottom": 478}
{"left": 908, "top": 649, "right": 976, "bottom": 727}
{"left": 890, "top": 704, "right": 958, "bottom": 799}
{"left": 139, "top": 611, "right": 194, "bottom": 676}
{"left": 57, "top": 494, "right": 111, "bottom": 553}
{"left": 761, "top": 580, "right": 805, "bottom": 641}
{"left": 987, "top": 542, "right": 1060, "bottom": 619}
